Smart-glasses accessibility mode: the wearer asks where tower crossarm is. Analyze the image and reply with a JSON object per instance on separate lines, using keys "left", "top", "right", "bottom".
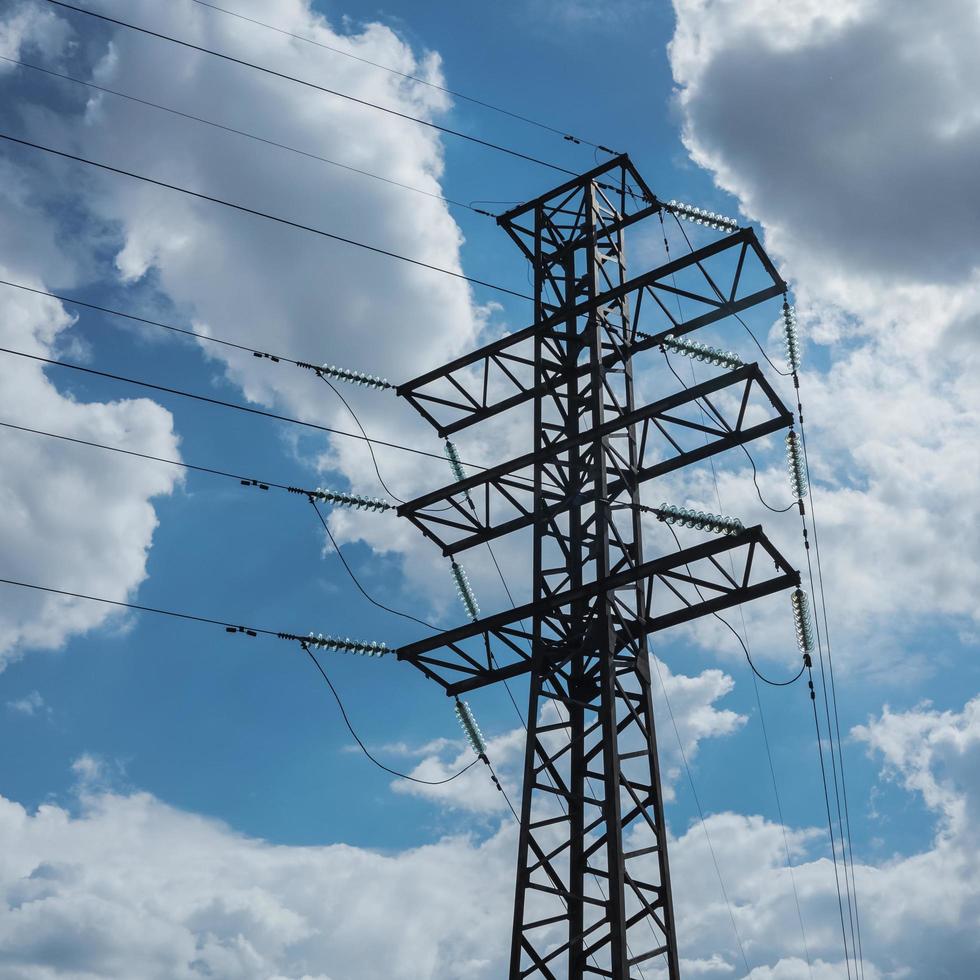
{"left": 396, "top": 525, "right": 798, "bottom": 695}
{"left": 397, "top": 363, "right": 791, "bottom": 557}
{"left": 395, "top": 228, "right": 785, "bottom": 437}
{"left": 495, "top": 154, "right": 663, "bottom": 261}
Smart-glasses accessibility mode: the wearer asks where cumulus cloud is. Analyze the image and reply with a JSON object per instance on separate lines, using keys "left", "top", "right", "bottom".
{"left": 4, "top": 692, "right": 980, "bottom": 977}
{"left": 0, "top": 268, "right": 180, "bottom": 668}
{"left": 0, "top": 777, "right": 516, "bottom": 980}
{"left": 854, "top": 694, "right": 980, "bottom": 844}
{"left": 4, "top": 0, "right": 551, "bottom": 636}
{"left": 0, "top": 0, "right": 506, "bottom": 665}
{"left": 666, "top": 0, "right": 980, "bottom": 677}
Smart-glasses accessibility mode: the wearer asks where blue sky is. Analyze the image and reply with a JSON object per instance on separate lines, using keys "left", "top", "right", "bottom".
{"left": 1, "top": 1, "right": 979, "bottom": 978}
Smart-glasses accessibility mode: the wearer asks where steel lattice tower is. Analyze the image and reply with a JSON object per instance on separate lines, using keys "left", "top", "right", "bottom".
{"left": 394, "top": 156, "right": 800, "bottom": 978}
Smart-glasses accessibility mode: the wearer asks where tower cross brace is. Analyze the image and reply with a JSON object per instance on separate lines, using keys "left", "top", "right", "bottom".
{"left": 394, "top": 155, "right": 798, "bottom": 978}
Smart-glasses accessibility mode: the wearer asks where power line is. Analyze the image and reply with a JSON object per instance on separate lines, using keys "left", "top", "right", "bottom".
{"left": 666, "top": 213, "right": 792, "bottom": 378}
{"left": 186, "top": 0, "right": 616, "bottom": 154}
{"left": 657, "top": 216, "right": 812, "bottom": 974}
{"left": 798, "top": 498, "right": 857, "bottom": 977}
{"left": 300, "top": 641, "right": 479, "bottom": 785}
{"left": 0, "top": 575, "right": 478, "bottom": 786}
{"left": 0, "top": 54, "right": 490, "bottom": 216}
{"left": 316, "top": 372, "right": 453, "bottom": 513}
{"left": 44, "top": 0, "right": 577, "bottom": 178}
{"left": 0, "top": 277, "right": 312, "bottom": 366}
{"left": 797, "top": 407, "right": 866, "bottom": 979}
{"left": 750, "top": 667, "right": 814, "bottom": 979}
{"left": 0, "top": 279, "right": 535, "bottom": 498}
{"left": 648, "top": 646, "right": 752, "bottom": 977}
{"left": 306, "top": 503, "right": 525, "bottom": 818}
{"left": 308, "top": 498, "right": 440, "bottom": 633}
{"left": 0, "top": 416, "right": 486, "bottom": 517}
{"left": 0, "top": 131, "right": 532, "bottom": 300}
{"left": 658, "top": 349, "right": 795, "bottom": 514}
{"left": 0, "top": 574, "right": 282, "bottom": 637}
{"left": 805, "top": 663, "right": 855, "bottom": 977}
{"left": 0, "top": 343, "right": 518, "bottom": 473}
{"left": 660, "top": 522, "right": 804, "bottom": 689}
{"left": 0, "top": 418, "right": 291, "bottom": 489}
{"left": 483, "top": 755, "right": 521, "bottom": 824}
{"left": 0, "top": 343, "right": 556, "bottom": 497}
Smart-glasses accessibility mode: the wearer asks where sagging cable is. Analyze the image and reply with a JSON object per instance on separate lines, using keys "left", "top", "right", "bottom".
{"left": 454, "top": 698, "right": 487, "bottom": 757}
{"left": 786, "top": 430, "right": 809, "bottom": 500}
{"left": 662, "top": 334, "right": 743, "bottom": 371}
{"left": 451, "top": 560, "right": 480, "bottom": 620}
{"left": 654, "top": 502, "right": 745, "bottom": 536}
{"left": 667, "top": 200, "right": 739, "bottom": 233}
{"left": 783, "top": 301, "right": 802, "bottom": 374}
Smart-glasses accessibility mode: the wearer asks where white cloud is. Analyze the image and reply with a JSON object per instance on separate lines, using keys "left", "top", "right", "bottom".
{"left": 0, "top": 2, "right": 70, "bottom": 68}
{"left": 0, "top": 0, "right": 530, "bottom": 631}
{"left": 854, "top": 694, "right": 980, "bottom": 844}
{"left": 0, "top": 775, "right": 516, "bottom": 980}
{"left": 5, "top": 691, "right": 46, "bottom": 717}
{"left": 4, "top": 692, "right": 980, "bottom": 976}
{"left": 0, "top": 0, "right": 506, "bottom": 664}
{"left": 664, "top": 0, "right": 980, "bottom": 680}
{"left": 0, "top": 267, "right": 181, "bottom": 668}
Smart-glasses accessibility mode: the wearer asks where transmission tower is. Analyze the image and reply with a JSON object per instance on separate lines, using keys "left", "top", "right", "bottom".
{"left": 394, "top": 155, "right": 799, "bottom": 978}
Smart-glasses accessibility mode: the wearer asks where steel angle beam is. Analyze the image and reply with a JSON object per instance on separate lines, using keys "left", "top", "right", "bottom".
{"left": 396, "top": 228, "right": 785, "bottom": 437}
{"left": 497, "top": 154, "right": 662, "bottom": 262}
{"left": 396, "top": 364, "right": 792, "bottom": 557}
{"left": 396, "top": 526, "right": 798, "bottom": 693}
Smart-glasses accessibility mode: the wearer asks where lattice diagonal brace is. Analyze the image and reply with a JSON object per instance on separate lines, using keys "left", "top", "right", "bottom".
{"left": 500, "top": 156, "right": 679, "bottom": 980}
{"left": 395, "top": 155, "right": 798, "bottom": 979}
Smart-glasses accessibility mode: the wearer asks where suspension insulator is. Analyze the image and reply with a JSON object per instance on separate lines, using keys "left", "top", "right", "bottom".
{"left": 445, "top": 440, "right": 467, "bottom": 484}
{"left": 790, "top": 589, "right": 815, "bottom": 658}
{"left": 307, "top": 632, "right": 390, "bottom": 657}
{"left": 450, "top": 561, "right": 480, "bottom": 621}
{"left": 786, "top": 431, "right": 808, "bottom": 500}
{"left": 311, "top": 487, "right": 391, "bottom": 512}
{"left": 655, "top": 502, "right": 745, "bottom": 536}
{"left": 783, "top": 301, "right": 802, "bottom": 373}
{"left": 662, "top": 334, "right": 743, "bottom": 371}
{"left": 667, "top": 199, "right": 739, "bottom": 233}
{"left": 318, "top": 363, "right": 392, "bottom": 391}
{"left": 454, "top": 698, "right": 487, "bottom": 756}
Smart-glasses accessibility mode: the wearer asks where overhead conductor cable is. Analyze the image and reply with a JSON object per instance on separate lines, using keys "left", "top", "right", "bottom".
{"left": 43, "top": 0, "right": 578, "bottom": 177}
{"left": 0, "top": 132, "right": 532, "bottom": 301}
